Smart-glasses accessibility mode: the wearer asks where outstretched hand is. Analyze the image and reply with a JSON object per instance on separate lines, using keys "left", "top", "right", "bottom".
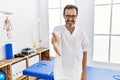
{"left": 52, "top": 33, "right": 61, "bottom": 56}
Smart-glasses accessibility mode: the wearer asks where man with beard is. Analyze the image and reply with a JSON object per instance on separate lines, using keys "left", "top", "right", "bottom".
{"left": 52, "top": 4, "right": 90, "bottom": 80}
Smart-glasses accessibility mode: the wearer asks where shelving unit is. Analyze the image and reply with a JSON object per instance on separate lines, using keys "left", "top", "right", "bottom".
{"left": 0, "top": 48, "right": 50, "bottom": 80}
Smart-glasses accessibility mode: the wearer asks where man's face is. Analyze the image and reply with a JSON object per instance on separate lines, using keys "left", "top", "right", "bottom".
{"left": 64, "top": 9, "right": 77, "bottom": 27}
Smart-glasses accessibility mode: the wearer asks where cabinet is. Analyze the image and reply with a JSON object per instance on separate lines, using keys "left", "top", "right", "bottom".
{"left": 0, "top": 48, "right": 50, "bottom": 80}
{"left": 12, "top": 60, "right": 26, "bottom": 80}
{"left": 28, "top": 54, "right": 39, "bottom": 67}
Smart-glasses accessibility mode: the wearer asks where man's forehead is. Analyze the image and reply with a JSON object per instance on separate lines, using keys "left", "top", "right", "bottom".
{"left": 65, "top": 9, "right": 76, "bottom": 15}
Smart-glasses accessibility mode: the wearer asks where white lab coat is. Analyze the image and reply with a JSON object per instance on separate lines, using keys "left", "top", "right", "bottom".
{"left": 53, "top": 25, "right": 90, "bottom": 80}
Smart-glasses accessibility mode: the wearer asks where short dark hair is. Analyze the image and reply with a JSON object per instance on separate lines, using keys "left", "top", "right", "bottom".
{"left": 63, "top": 4, "right": 78, "bottom": 16}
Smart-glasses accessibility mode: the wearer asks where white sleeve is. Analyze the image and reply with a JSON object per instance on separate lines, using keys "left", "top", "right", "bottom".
{"left": 53, "top": 26, "right": 61, "bottom": 38}
{"left": 81, "top": 32, "right": 90, "bottom": 52}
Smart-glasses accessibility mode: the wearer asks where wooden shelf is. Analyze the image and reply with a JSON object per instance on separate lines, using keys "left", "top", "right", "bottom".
{"left": 0, "top": 48, "right": 49, "bottom": 80}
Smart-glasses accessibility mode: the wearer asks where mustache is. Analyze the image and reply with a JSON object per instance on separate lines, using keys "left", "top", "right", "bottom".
{"left": 66, "top": 20, "right": 75, "bottom": 22}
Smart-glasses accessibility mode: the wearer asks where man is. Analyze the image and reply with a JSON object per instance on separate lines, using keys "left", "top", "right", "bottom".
{"left": 52, "top": 4, "right": 90, "bottom": 80}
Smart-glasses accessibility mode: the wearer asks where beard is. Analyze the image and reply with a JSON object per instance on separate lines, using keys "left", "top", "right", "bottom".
{"left": 66, "top": 20, "right": 75, "bottom": 27}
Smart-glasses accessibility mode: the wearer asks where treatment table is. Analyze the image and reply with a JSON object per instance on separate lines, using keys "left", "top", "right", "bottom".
{"left": 23, "top": 60, "right": 54, "bottom": 80}
{"left": 87, "top": 66, "right": 120, "bottom": 80}
{"left": 23, "top": 60, "right": 120, "bottom": 80}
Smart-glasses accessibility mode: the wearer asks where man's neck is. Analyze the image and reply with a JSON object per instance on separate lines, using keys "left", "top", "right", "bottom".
{"left": 65, "top": 25, "right": 75, "bottom": 34}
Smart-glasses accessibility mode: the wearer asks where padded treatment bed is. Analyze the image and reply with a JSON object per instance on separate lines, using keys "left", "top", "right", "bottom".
{"left": 87, "top": 66, "right": 120, "bottom": 80}
{"left": 23, "top": 60, "right": 120, "bottom": 80}
{"left": 23, "top": 60, "right": 54, "bottom": 80}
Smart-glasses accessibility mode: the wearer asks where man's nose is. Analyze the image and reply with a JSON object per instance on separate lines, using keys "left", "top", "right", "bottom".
{"left": 69, "top": 17, "right": 73, "bottom": 20}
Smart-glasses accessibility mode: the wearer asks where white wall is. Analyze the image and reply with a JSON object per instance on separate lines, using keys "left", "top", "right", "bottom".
{"left": 0, "top": 0, "right": 49, "bottom": 60}
{"left": 75, "top": 0, "right": 120, "bottom": 70}
{"left": 39, "top": 0, "right": 49, "bottom": 48}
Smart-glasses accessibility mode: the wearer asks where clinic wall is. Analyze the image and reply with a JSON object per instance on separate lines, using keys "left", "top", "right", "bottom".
{"left": 0, "top": 0, "right": 49, "bottom": 60}
{"left": 39, "top": 0, "right": 49, "bottom": 48}
{"left": 75, "top": 0, "right": 120, "bottom": 70}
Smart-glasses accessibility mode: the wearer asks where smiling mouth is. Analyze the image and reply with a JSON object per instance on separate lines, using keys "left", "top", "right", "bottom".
{"left": 67, "top": 21, "right": 74, "bottom": 24}
{"left": 66, "top": 22, "right": 74, "bottom": 27}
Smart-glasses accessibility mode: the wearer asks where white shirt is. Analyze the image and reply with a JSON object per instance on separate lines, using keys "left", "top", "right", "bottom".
{"left": 53, "top": 25, "right": 90, "bottom": 80}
